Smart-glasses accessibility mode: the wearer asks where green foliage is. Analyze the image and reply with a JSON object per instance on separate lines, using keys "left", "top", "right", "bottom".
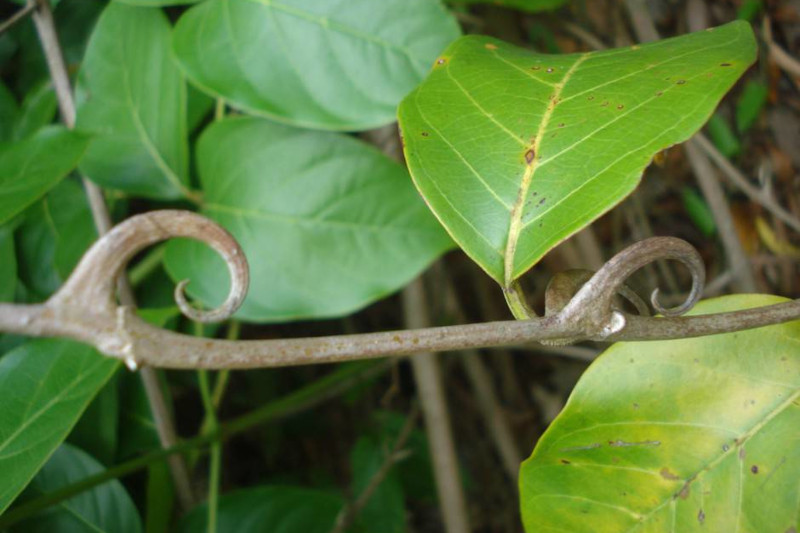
{"left": 177, "top": 486, "right": 345, "bottom": 533}
{"left": 0, "top": 0, "right": 786, "bottom": 530}
{"left": 0, "top": 81, "right": 18, "bottom": 142}
{"left": 351, "top": 436, "right": 407, "bottom": 533}
{"left": 0, "top": 228, "right": 15, "bottom": 302}
{"left": 0, "top": 340, "right": 118, "bottom": 515}
{"left": 0, "top": 126, "right": 90, "bottom": 225}
{"left": 10, "top": 444, "right": 141, "bottom": 533}
{"left": 76, "top": 3, "right": 191, "bottom": 199}
{"left": 13, "top": 81, "right": 58, "bottom": 141}
{"left": 164, "top": 117, "right": 452, "bottom": 322}
{"left": 519, "top": 295, "right": 800, "bottom": 532}
{"left": 736, "top": 79, "right": 768, "bottom": 132}
{"left": 172, "top": 0, "right": 461, "bottom": 130}
{"left": 450, "top": 0, "right": 568, "bottom": 13}
{"left": 398, "top": 21, "right": 755, "bottom": 286}
{"left": 706, "top": 113, "right": 741, "bottom": 157}
{"left": 681, "top": 186, "right": 716, "bottom": 237}
{"left": 14, "top": 180, "right": 97, "bottom": 299}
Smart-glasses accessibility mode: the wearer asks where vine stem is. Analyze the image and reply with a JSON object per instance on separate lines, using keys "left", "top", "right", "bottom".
{"left": 28, "top": 0, "right": 195, "bottom": 509}
{"left": 1, "top": 210, "right": 799, "bottom": 369}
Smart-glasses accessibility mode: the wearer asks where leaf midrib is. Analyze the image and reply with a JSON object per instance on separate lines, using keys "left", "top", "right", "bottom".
{"left": 503, "top": 54, "right": 587, "bottom": 286}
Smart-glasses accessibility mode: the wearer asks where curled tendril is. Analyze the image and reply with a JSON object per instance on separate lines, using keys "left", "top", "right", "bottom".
{"left": 545, "top": 269, "right": 650, "bottom": 317}
{"left": 557, "top": 237, "right": 705, "bottom": 332}
{"left": 52, "top": 210, "right": 249, "bottom": 323}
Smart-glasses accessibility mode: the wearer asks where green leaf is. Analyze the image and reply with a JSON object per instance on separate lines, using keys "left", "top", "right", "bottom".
{"left": 177, "top": 486, "right": 344, "bottom": 533}
{"left": 116, "top": 372, "right": 163, "bottom": 459}
{"left": 11, "top": 0, "right": 105, "bottom": 95}
{"left": 374, "top": 411, "right": 438, "bottom": 504}
{"left": 735, "top": 79, "right": 768, "bottom": 132}
{"left": 0, "top": 80, "right": 19, "bottom": 142}
{"left": 0, "top": 126, "right": 90, "bottom": 225}
{"left": 737, "top": 0, "right": 763, "bottom": 21}
{"left": 14, "top": 180, "right": 98, "bottom": 299}
{"left": 0, "top": 227, "right": 16, "bottom": 302}
{"left": 67, "top": 377, "right": 119, "bottom": 466}
{"left": 519, "top": 294, "right": 800, "bottom": 533}
{"left": 115, "top": 0, "right": 200, "bottom": 5}
{"left": 187, "top": 85, "right": 215, "bottom": 134}
{"left": 681, "top": 186, "right": 716, "bottom": 237}
{"left": 10, "top": 443, "right": 142, "bottom": 533}
{"left": 705, "top": 113, "right": 740, "bottom": 158}
{"left": 0, "top": 340, "right": 119, "bottom": 514}
{"left": 13, "top": 80, "right": 58, "bottom": 141}
{"left": 450, "top": 0, "right": 567, "bottom": 13}
{"left": 76, "top": 3, "right": 191, "bottom": 199}
{"left": 351, "top": 437, "right": 407, "bottom": 533}
{"left": 144, "top": 463, "right": 174, "bottom": 533}
{"left": 172, "top": 0, "right": 460, "bottom": 130}
{"left": 44, "top": 180, "right": 99, "bottom": 281}
{"left": 164, "top": 117, "right": 452, "bottom": 322}
{"left": 398, "top": 21, "right": 756, "bottom": 286}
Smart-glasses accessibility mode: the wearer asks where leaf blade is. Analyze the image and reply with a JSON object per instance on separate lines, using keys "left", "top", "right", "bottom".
{"left": 173, "top": 0, "right": 461, "bottom": 130}
{"left": 164, "top": 117, "right": 452, "bottom": 322}
{"left": 0, "top": 126, "right": 90, "bottom": 225}
{"left": 519, "top": 294, "right": 800, "bottom": 532}
{"left": 399, "top": 22, "right": 756, "bottom": 284}
{"left": 76, "top": 3, "right": 190, "bottom": 199}
{"left": 0, "top": 340, "right": 119, "bottom": 514}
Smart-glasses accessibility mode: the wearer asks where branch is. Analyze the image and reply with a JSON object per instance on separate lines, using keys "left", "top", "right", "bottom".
{"left": 1, "top": 210, "right": 799, "bottom": 369}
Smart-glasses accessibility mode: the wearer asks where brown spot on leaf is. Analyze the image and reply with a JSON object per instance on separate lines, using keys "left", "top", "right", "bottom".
{"left": 656, "top": 91, "right": 663, "bottom": 96}
{"left": 609, "top": 439, "right": 661, "bottom": 448}
{"left": 531, "top": 66, "right": 541, "bottom": 71}
{"left": 485, "top": 43, "right": 498, "bottom": 50}
{"left": 739, "top": 448, "right": 746, "bottom": 460}
{"left": 546, "top": 67, "right": 554, "bottom": 73}
{"left": 421, "top": 131, "right": 429, "bottom": 137}
{"left": 676, "top": 79, "right": 686, "bottom": 85}
{"left": 678, "top": 484, "right": 691, "bottom": 500}
{"left": 560, "top": 459, "right": 571, "bottom": 464}
{"left": 601, "top": 101, "right": 609, "bottom": 107}
{"left": 617, "top": 104, "right": 624, "bottom": 110}
{"left": 525, "top": 148, "right": 536, "bottom": 165}
{"left": 751, "top": 465, "right": 759, "bottom": 474}
{"left": 660, "top": 468, "right": 680, "bottom": 481}
{"left": 558, "top": 122, "right": 565, "bottom": 128}
{"left": 722, "top": 444, "right": 730, "bottom": 452}
{"left": 720, "top": 62, "right": 732, "bottom": 67}
{"left": 435, "top": 57, "right": 447, "bottom": 66}
{"left": 697, "top": 509, "right": 705, "bottom": 524}
{"left": 588, "top": 95, "right": 595, "bottom": 100}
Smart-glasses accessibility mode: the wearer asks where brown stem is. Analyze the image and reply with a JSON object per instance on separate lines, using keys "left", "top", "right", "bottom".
{"left": 402, "top": 277, "right": 470, "bottom": 533}
{"left": 0, "top": 0, "right": 35, "bottom": 36}
{"left": 0, "top": 211, "right": 799, "bottom": 369}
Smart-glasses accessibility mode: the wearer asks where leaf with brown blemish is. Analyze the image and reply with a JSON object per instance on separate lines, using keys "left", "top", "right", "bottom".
{"left": 519, "top": 295, "right": 800, "bottom": 532}
{"left": 398, "top": 21, "right": 755, "bottom": 286}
